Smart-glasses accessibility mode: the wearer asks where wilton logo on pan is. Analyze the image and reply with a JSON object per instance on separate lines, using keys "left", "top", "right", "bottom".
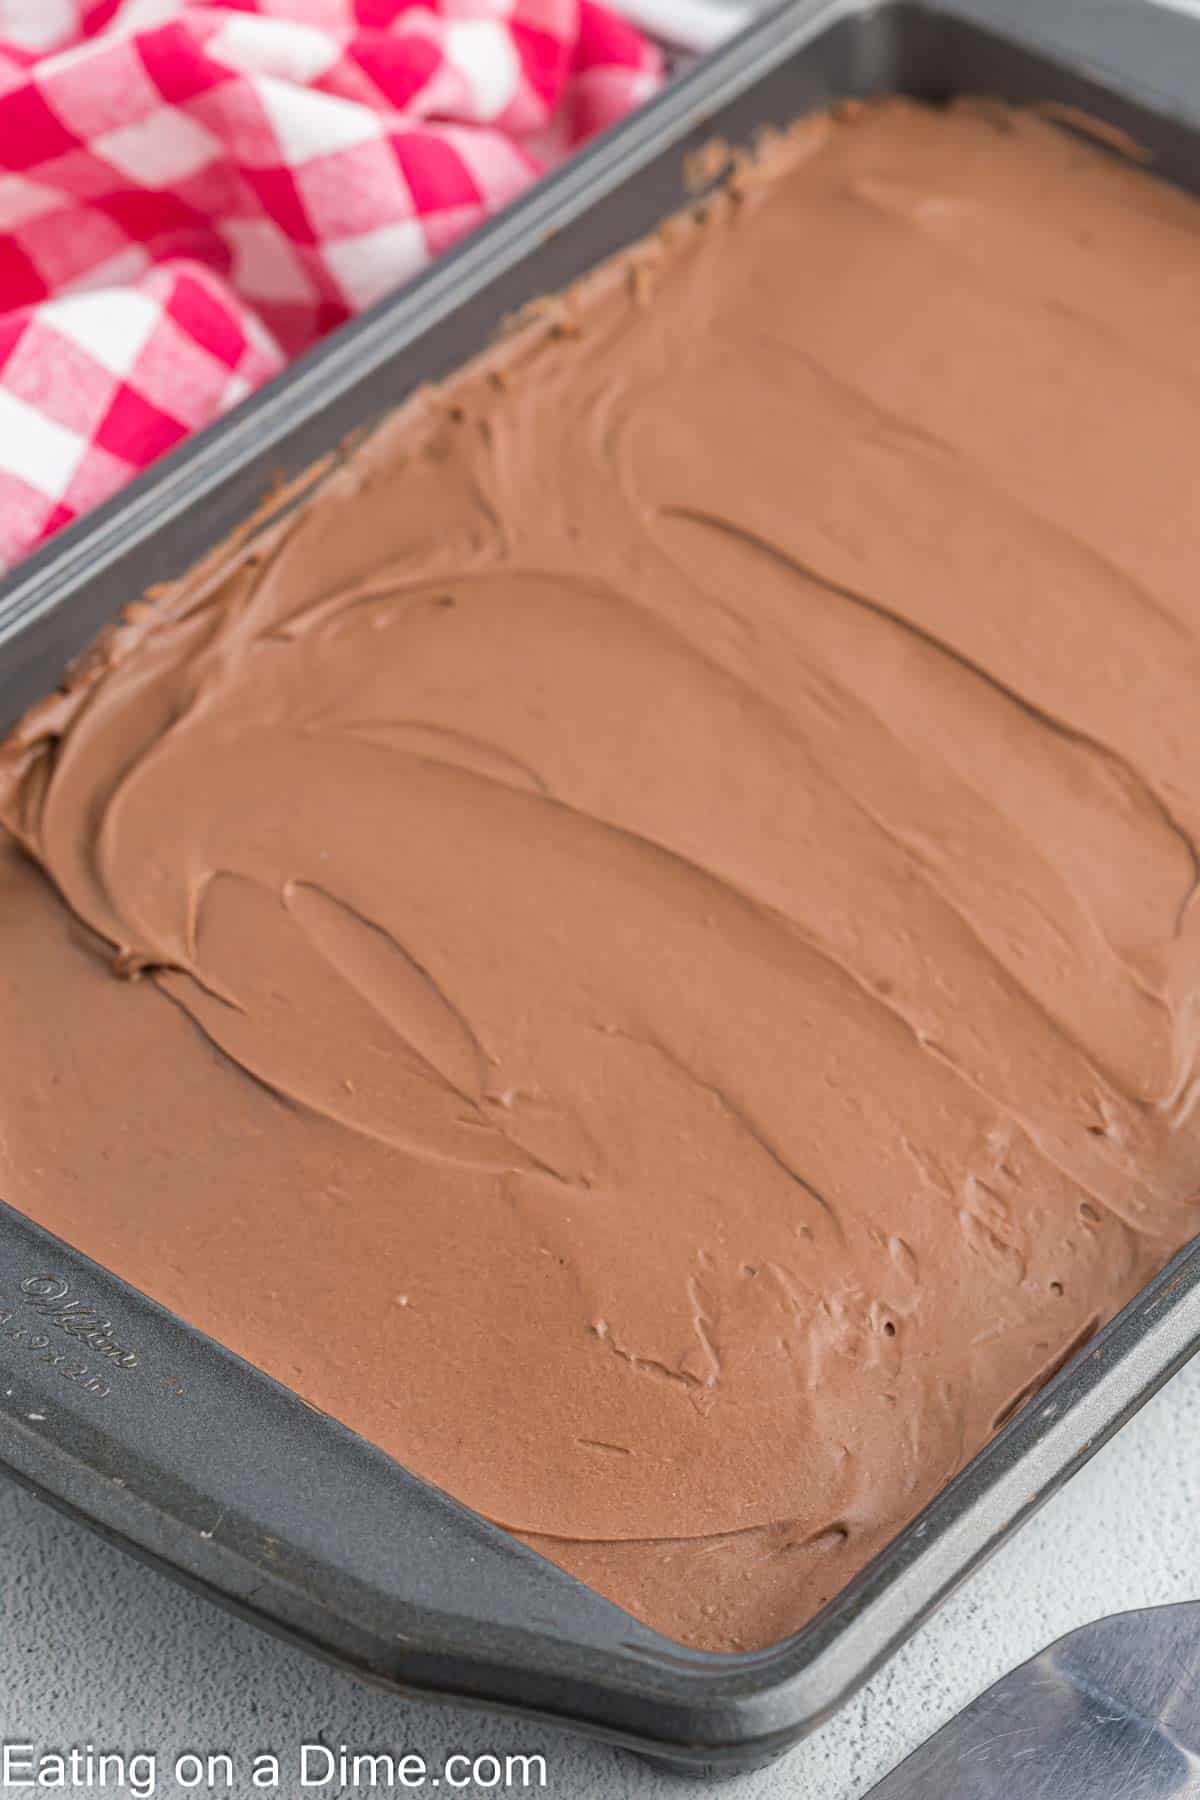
{"left": 17, "top": 1273, "right": 140, "bottom": 1371}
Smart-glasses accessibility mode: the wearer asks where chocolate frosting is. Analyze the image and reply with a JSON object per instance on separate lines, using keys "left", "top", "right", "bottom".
{"left": 4, "top": 97, "right": 1200, "bottom": 1650}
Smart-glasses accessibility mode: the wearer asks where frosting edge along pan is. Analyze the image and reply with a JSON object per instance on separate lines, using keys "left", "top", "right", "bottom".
{"left": 3, "top": 0, "right": 1200, "bottom": 1774}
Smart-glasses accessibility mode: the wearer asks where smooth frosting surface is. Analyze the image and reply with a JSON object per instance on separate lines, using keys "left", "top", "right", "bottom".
{"left": 5, "top": 98, "right": 1200, "bottom": 1650}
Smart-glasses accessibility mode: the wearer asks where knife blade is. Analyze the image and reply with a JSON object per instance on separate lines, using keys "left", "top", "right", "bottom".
{"left": 865, "top": 1602, "right": 1200, "bottom": 1798}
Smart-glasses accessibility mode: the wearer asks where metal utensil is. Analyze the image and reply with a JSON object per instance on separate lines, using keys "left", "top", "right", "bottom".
{"left": 5, "top": 0, "right": 1200, "bottom": 1774}
{"left": 867, "top": 1602, "right": 1200, "bottom": 1798}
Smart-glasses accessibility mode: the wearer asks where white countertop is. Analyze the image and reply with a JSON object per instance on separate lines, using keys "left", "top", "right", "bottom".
{"left": 5, "top": 0, "right": 1200, "bottom": 1789}
{"left": 2, "top": 1351, "right": 1199, "bottom": 1798}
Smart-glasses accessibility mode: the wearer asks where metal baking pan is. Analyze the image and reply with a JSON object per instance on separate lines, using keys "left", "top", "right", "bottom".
{"left": 3, "top": 0, "right": 1200, "bottom": 1776}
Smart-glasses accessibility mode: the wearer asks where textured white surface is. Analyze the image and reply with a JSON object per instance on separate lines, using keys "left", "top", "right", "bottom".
{"left": 2, "top": 1354, "right": 1200, "bottom": 1798}
{"left": 4, "top": 0, "right": 1200, "bottom": 1786}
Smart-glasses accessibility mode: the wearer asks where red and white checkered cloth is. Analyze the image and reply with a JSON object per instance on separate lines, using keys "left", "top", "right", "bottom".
{"left": 0, "top": 0, "right": 661, "bottom": 571}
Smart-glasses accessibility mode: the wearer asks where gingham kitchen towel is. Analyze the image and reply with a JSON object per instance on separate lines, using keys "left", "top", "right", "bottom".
{"left": 0, "top": 0, "right": 661, "bottom": 572}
